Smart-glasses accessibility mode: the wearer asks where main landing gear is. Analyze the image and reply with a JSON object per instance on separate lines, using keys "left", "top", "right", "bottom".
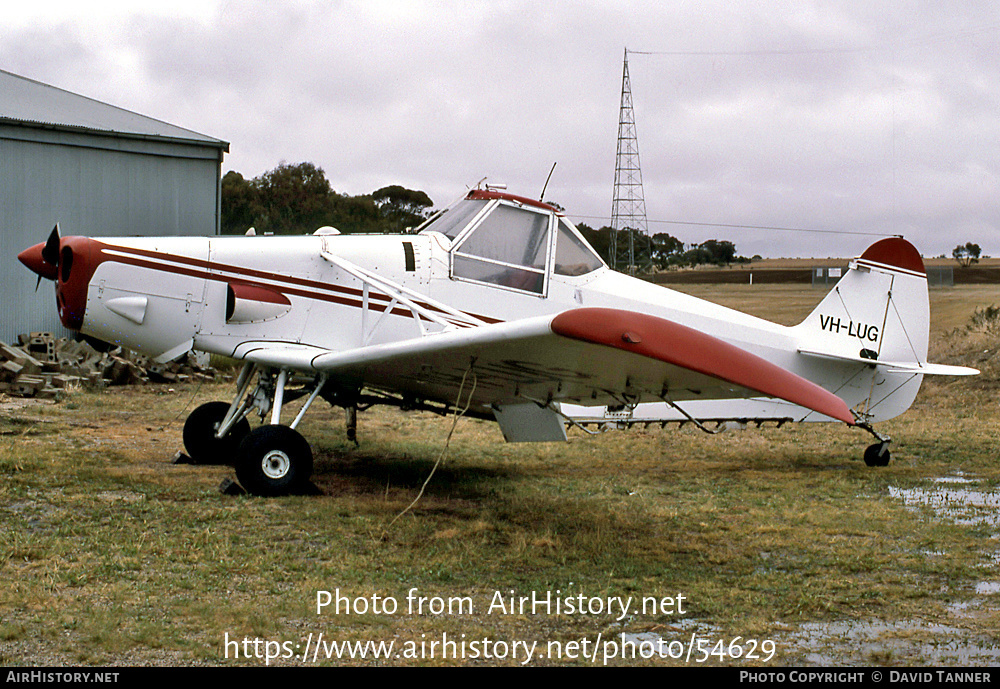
{"left": 182, "top": 363, "right": 329, "bottom": 496}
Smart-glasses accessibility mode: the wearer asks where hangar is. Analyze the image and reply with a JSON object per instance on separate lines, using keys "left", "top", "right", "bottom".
{"left": 0, "top": 69, "right": 229, "bottom": 343}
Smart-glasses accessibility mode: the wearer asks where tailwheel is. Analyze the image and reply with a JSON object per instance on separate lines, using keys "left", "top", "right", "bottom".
{"left": 863, "top": 442, "right": 891, "bottom": 467}
{"left": 235, "top": 425, "right": 313, "bottom": 496}
{"left": 183, "top": 401, "right": 250, "bottom": 465}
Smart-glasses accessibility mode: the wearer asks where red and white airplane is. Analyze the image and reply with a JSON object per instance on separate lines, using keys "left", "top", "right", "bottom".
{"left": 19, "top": 187, "right": 976, "bottom": 495}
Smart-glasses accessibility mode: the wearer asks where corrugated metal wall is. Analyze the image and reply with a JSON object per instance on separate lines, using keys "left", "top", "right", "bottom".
{"left": 1, "top": 125, "right": 223, "bottom": 343}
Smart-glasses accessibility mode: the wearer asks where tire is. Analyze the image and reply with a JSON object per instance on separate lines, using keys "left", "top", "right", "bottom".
{"left": 182, "top": 401, "right": 250, "bottom": 465}
{"left": 863, "top": 443, "right": 891, "bottom": 467}
{"left": 235, "top": 425, "right": 313, "bottom": 496}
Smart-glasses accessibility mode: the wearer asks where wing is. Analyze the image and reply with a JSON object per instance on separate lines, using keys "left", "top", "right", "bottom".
{"left": 277, "top": 307, "right": 855, "bottom": 427}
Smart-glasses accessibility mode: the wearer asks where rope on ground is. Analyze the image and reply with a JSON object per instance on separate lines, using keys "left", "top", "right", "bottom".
{"left": 160, "top": 378, "right": 206, "bottom": 431}
{"left": 380, "top": 365, "right": 477, "bottom": 540}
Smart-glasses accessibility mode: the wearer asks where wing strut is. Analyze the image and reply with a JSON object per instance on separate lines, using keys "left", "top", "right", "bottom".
{"left": 320, "top": 242, "right": 487, "bottom": 343}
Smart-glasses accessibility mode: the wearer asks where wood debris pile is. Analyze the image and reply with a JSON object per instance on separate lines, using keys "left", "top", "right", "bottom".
{"left": 0, "top": 332, "right": 217, "bottom": 399}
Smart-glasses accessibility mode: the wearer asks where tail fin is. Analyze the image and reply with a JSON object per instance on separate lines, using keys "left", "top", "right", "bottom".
{"left": 794, "top": 238, "right": 965, "bottom": 421}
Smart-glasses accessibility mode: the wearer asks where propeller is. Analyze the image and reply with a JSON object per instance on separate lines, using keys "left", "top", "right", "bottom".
{"left": 19, "top": 224, "right": 94, "bottom": 333}
{"left": 18, "top": 224, "right": 61, "bottom": 288}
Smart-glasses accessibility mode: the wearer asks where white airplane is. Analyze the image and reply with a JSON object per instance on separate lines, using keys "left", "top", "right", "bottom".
{"left": 19, "top": 187, "right": 977, "bottom": 495}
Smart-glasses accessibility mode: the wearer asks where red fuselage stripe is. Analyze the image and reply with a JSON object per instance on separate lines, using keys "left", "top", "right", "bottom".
{"left": 97, "top": 243, "right": 502, "bottom": 324}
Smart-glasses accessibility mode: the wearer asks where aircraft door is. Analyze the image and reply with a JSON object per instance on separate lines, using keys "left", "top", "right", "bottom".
{"left": 450, "top": 202, "right": 553, "bottom": 296}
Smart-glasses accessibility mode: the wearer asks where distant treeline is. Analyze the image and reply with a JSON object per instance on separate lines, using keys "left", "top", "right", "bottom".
{"left": 221, "top": 162, "right": 433, "bottom": 235}
{"left": 573, "top": 225, "right": 752, "bottom": 269}
{"left": 221, "top": 161, "right": 749, "bottom": 268}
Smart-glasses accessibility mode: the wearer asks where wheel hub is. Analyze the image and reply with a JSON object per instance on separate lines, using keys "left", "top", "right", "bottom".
{"left": 261, "top": 449, "right": 291, "bottom": 479}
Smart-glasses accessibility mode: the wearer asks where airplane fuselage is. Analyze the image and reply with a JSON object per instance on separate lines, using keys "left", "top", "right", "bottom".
{"left": 73, "top": 232, "right": 783, "bottom": 366}
{"left": 36, "top": 228, "right": 918, "bottom": 424}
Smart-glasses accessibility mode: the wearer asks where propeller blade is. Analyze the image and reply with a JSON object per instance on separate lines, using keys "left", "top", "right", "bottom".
{"left": 41, "top": 224, "right": 61, "bottom": 267}
{"left": 18, "top": 224, "right": 60, "bottom": 281}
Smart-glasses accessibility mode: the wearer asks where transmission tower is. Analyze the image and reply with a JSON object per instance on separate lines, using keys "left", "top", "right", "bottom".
{"left": 610, "top": 48, "right": 652, "bottom": 274}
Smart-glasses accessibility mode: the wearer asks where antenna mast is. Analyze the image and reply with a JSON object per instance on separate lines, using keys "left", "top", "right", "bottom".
{"left": 610, "top": 48, "right": 651, "bottom": 274}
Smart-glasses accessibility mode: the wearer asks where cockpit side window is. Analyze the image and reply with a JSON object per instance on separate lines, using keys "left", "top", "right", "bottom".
{"left": 553, "top": 219, "right": 604, "bottom": 276}
{"left": 451, "top": 203, "right": 552, "bottom": 295}
{"left": 419, "top": 199, "right": 489, "bottom": 239}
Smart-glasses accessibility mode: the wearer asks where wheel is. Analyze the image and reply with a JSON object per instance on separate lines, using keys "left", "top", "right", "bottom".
{"left": 235, "top": 425, "right": 313, "bottom": 496}
{"left": 863, "top": 442, "right": 891, "bottom": 467}
{"left": 182, "top": 401, "right": 250, "bottom": 465}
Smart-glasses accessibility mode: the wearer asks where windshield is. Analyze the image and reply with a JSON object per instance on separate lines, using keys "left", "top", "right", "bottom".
{"left": 456, "top": 203, "right": 550, "bottom": 269}
{"left": 423, "top": 193, "right": 604, "bottom": 294}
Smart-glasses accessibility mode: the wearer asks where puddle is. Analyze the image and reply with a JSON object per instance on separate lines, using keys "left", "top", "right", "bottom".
{"left": 782, "top": 619, "right": 1000, "bottom": 665}
{"left": 889, "top": 475, "right": 1000, "bottom": 594}
{"left": 935, "top": 474, "right": 975, "bottom": 484}
{"left": 887, "top": 475, "right": 1000, "bottom": 529}
{"left": 607, "top": 475, "right": 1000, "bottom": 665}
{"left": 619, "top": 617, "right": 1000, "bottom": 665}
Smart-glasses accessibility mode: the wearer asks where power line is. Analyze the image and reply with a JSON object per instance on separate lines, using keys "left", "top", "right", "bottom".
{"left": 569, "top": 215, "right": 900, "bottom": 238}
{"left": 628, "top": 23, "right": 1000, "bottom": 58}
{"left": 627, "top": 47, "right": 870, "bottom": 56}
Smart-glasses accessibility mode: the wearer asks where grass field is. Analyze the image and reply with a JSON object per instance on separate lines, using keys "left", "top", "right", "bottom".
{"left": 1, "top": 284, "right": 999, "bottom": 666}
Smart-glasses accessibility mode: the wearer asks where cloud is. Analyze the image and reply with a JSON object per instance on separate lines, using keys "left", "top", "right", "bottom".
{"left": 2, "top": 0, "right": 997, "bottom": 257}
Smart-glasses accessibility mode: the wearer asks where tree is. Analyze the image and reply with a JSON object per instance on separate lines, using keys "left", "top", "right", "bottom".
{"left": 698, "top": 239, "right": 738, "bottom": 266}
{"left": 330, "top": 193, "right": 382, "bottom": 234}
{"left": 577, "top": 224, "right": 614, "bottom": 264}
{"left": 221, "top": 163, "right": 436, "bottom": 235}
{"left": 371, "top": 185, "right": 434, "bottom": 233}
{"left": 252, "top": 162, "right": 338, "bottom": 234}
{"left": 651, "top": 232, "right": 684, "bottom": 268}
{"left": 953, "top": 242, "right": 982, "bottom": 267}
{"left": 220, "top": 171, "right": 258, "bottom": 234}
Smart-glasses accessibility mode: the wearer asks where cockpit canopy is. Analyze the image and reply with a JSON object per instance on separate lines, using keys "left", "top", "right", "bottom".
{"left": 418, "top": 190, "right": 605, "bottom": 295}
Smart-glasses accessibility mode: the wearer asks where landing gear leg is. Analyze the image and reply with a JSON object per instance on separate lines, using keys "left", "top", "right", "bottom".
{"left": 182, "top": 362, "right": 256, "bottom": 464}
{"left": 232, "top": 368, "right": 328, "bottom": 496}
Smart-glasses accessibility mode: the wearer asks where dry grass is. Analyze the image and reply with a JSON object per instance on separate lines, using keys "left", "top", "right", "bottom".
{"left": 2, "top": 285, "right": 1000, "bottom": 666}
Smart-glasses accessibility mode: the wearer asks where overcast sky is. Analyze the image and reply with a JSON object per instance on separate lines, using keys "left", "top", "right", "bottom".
{"left": 3, "top": 1, "right": 998, "bottom": 258}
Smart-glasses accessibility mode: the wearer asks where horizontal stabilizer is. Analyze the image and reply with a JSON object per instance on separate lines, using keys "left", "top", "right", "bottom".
{"left": 798, "top": 348, "right": 978, "bottom": 376}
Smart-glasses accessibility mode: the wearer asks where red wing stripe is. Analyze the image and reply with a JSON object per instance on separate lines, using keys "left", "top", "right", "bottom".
{"left": 551, "top": 308, "right": 855, "bottom": 425}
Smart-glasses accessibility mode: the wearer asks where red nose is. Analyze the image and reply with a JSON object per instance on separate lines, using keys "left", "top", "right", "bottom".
{"left": 18, "top": 242, "right": 58, "bottom": 280}
{"left": 54, "top": 236, "right": 103, "bottom": 332}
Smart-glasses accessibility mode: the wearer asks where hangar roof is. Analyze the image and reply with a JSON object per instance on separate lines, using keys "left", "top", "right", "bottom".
{"left": 0, "top": 69, "right": 228, "bottom": 150}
